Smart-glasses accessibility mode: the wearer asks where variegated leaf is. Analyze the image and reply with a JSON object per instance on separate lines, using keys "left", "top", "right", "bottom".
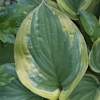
{"left": 67, "top": 74, "right": 100, "bottom": 100}
{"left": 89, "top": 37, "right": 100, "bottom": 73}
{"left": 14, "top": 1, "right": 88, "bottom": 100}
{"left": 57, "top": 0, "right": 92, "bottom": 20}
{"left": 0, "top": 63, "right": 47, "bottom": 100}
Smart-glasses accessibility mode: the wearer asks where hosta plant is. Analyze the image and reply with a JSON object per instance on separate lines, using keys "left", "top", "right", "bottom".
{"left": 0, "top": 0, "right": 100, "bottom": 100}
{"left": 14, "top": 2, "right": 88, "bottom": 100}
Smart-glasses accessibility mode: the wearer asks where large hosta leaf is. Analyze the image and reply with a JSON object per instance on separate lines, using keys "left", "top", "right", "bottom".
{"left": 14, "top": 2, "right": 88, "bottom": 100}
{"left": 0, "top": 63, "right": 47, "bottom": 100}
{"left": 57, "top": 0, "right": 92, "bottom": 20}
{"left": 67, "top": 74, "right": 100, "bottom": 100}
{"left": 89, "top": 38, "right": 100, "bottom": 73}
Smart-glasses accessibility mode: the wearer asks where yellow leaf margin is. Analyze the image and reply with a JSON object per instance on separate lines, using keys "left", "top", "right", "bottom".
{"left": 14, "top": 4, "right": 88, "bottom": 100}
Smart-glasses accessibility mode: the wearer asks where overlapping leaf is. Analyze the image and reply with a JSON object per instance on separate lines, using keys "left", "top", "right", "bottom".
{"left": 57, "top": 0, "right": 92, "bottom": 20}
{"left": 89, "top": 38, "right": 100, "bottom": 73}
{"left": 14, "top": 2, "right": 88, "bottom": 100}
{"left": 45, "top": 0, "right": 59, "bottom": 9}
{"left": 79, "top": 10, "right": 100, "bottom": 42}
{"left": 67, "top": 74, "right": 100, "bottom": 100}
{"left": 0, "top": 64, "right": 15, "bottom": 90}
{"left": 86, "top": 0, "right": 99, "bottom": 14}
{"left": 18, "top": 0, "right": 42, "bottom": 5}
{"left": 0, "top": 63, "right": 47, "bottom": 100}
{"left": 18, "top": 0, "right": 59, "bottom": 10}
{"left": 93, "top": 0, "right": 100, "bottom": 18}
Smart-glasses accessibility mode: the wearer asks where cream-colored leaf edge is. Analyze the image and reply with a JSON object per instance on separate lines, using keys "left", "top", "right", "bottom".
{"left": 57, "top": 0, "right": 92, "bottom": 20}
{"left": 89, "top": 37, "right": 100, "bottom": 73}
{"left": 67, "top": 74, "right": 100, "bottom": 100}
{"left": 14, "top": 3, "right": 88, "bottom": 100}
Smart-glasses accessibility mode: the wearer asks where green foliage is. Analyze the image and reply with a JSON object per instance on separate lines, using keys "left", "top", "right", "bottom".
{"left": 18, "top": 0, "right": 42, "bottom": 5}
{"left": 0, "top": 64, "right": 15, "bottom": 90}
{"left": 0, "top": 63, "right": 47, "bottom": 100}
{"left": 18, "top": 0, "right": 59, "bottom": 10}
{"left": 0, "top": 3, "right": 33, "bottom": 35}
{"left": 57, "top": 0, "right": 92, "bottom": 20}
{"left": 0, "top": 0, "right": 4, "bottom": 6}
{"left": 89, "top": 38, "right": 100, "bottom": 73}
{"left": 79, "top": 10, "right": 100, "bottom": 42}
{"left": 0, "top": 81, "right": 47, "bottom": 100}
{"left": 0, "top": 0, "right": 100, "bottom": 100}
{"left": 0, "top": 25, "right": 15, "bottom": 43}
{"left": 0, "top": 43, "right": 14, "bottom": 65}
{"left": 0, "top": 3, "right": 33, "bottom": 24}
{"left": 14, "top": 2, "right": 88, "bottom": 100}
{"left": 94, "top": 1, "right": 100, "bottom": 18}
{"left": 67, "top": 74, "right": 100, "bottom": 100}
{"left": 86, "top": 0, "right": 99, "bottom": 14}
{"left": 27, "top": 1, "right": 82, "bottom": 96}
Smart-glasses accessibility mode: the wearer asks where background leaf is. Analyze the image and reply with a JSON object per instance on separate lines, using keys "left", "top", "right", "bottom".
{"left": 9, "top": 14, "right": 27, "bottom": 34}
{"left": 67, "top": 74, "right": 100, "bottom": 100}
{"left": 89, "top": 37, "right": 100, "bottom": 73}
{"left": 79, "top": 10, "right": 100, "bottom": 42}
{"left": 94, "top": 1, "right": 100, "bottom": 18}
{"left": 0, "top": 64, "right": 15, "bottom": 90}
{"left": 0, "top": 25, "right": 15, "bottom": 43}
{"left": 0, "top": 3, "right": 35, "bottom": 35}
{"left": 18, "top": 0, "right": 42, "bottom": 5}
{"left": 57, "top": 0, "right": 92, "bottom": 20}
{"left": 0, "top": 43, "right": 14, "bottom": 65}
{"left": 0, "top": 0, "right": 4, "bottom": 6}
{"left": 91, "top": 27, "right": 100, "bottom": 42}
{"left": 18, "top": 0, "right": 59, "bottom": 10}
{"left": 86, "top": 0, "right": 99, "bottom": 14}
{"left": 0, "top": 3, "right": 33, "bottom": 24}
{"left": 0, "top": 63, "right": 47, "bottom": 100}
